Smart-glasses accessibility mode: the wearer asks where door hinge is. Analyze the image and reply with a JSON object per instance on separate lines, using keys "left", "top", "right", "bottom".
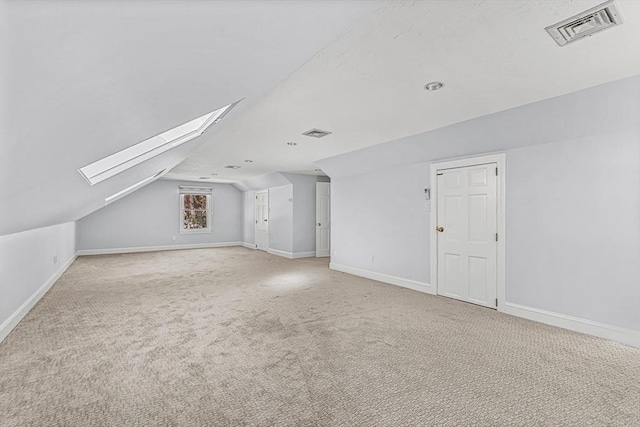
{"left": 495, "top": 167, "right": 498, "bottom": 176}
{"left": 495, "top": 233, "right": 498, "bottom": 241}
{"left": 255, "top": 220, "right": 258, "bottom": 224}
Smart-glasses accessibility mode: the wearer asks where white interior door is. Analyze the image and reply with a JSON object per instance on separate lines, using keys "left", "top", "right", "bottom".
{"left": 436, "top": 163, "right": 497, "bottom": 308}
{"left": 316, "top": 182, "right": 330, "bottom": 257}
{"left": 255, "top": 190, "right": 269, "bottom": 251}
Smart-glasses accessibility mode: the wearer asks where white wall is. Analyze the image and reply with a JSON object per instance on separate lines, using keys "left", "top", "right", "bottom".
{"left": 242, "top": 190, "right": 257, "bottom": 246}
{"left": 267, "top": 185, "right": 294, "bottom": 253}
{"left": 324, "top": 77, "right": 640, "bottom": 340}
{"left": 505, "top": 134, "right": 639, "bottom": 330}
{"left": 77, "top": 179, "right": 242, "bottom": 251}
{"left": 331, "top": 163, "right": 430, "bottom": 284}
{"left": 284, "top": 173, "right": 319, "bottom": 254}
{"left": 330, "top": 135, "right": 639, "bottom": 333}
{"left": 240, "top": 173, "right": 327, "bottom": 256}
{"left": 0, "top": 222, "right": 76, "bottom": 340}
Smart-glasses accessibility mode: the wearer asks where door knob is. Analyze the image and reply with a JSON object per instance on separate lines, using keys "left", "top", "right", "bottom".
{"left": 436, "top": 226, "right": 444, "bottom": 232}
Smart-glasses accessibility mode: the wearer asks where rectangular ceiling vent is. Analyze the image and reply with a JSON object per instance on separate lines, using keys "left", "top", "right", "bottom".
{"left": 302, "top": 128, "right": 332, "bottom": 138}
{"left": 545, "top": 0, "right": 624, "bottom": 47}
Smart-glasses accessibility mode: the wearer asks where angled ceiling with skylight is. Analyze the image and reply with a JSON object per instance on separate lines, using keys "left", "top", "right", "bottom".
{"left": 0, "top": 0, "right": 382, "bottom": 236}
{"left": 78, "top": 101, "right": 239, "bottom": 186}
{"left": 2, "top": 1, "right": 638, "bottom": 236}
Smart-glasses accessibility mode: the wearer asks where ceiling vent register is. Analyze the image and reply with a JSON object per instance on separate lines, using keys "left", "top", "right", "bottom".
{"left": 545, "top": 0, "right": 624, "bottom": 47}
{"left": 302, "top": 128, "right": 332, "bottom": 138}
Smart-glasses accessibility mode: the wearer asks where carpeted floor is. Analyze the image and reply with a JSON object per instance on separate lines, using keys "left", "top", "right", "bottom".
{"left": 0, "top": 247, "right": 638, "bottom": 426}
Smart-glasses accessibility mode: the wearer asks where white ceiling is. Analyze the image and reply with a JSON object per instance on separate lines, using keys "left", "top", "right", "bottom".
{"left": 0, "top": 0, "right": 381, "bottom": 235}
{"left": 168, "top": 0, "right": 640, "bottom": 183}
{"left": 1, "top": 0, "right": 639, "bottom": 236}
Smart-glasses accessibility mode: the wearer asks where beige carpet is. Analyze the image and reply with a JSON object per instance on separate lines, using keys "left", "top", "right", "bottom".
{"left": 0, "top": 247, "right": 638, "bottom": 426}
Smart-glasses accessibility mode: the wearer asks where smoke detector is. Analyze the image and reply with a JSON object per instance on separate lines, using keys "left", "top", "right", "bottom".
{"left": 302, "top": 128, "right": 332, "bottom": 138}
{"left": 545, "top": 0, "right": 624, "bottom": 47}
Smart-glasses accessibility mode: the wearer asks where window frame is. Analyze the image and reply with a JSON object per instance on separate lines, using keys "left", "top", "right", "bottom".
{"left": 179, "top": 192, "right": 212, "bottom": 234}
{"left": 78, "top": 100, "right": 241, "bottom": 186}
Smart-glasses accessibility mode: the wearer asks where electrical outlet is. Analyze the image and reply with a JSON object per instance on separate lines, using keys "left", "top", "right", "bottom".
{"left": 53, "top": 255, "right": 58, "bottom": 264}
{"left": 172, "top": 235, "right": 177, "bottom": 241}
{"left": 370, "top": 255, "right": 375, "bottom": 263}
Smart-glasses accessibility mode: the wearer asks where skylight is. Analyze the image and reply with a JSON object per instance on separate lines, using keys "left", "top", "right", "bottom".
{"left": 104, "top": 169, "right": 166, "bottom": 206}
{"left": 79, "top": 100, "right": 240, "bottom": 186}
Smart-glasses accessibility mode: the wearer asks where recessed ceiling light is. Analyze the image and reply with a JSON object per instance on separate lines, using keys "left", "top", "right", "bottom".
{"left": 314, "top": 169, "right": 322, "bottom": 172}
{"left": 199, "top": 177, "right": 209, "bottom": 180}
{"left": 424, "top": 82, "right": 444, "bottom": 91}
{"left": 211, "top": 173, "right": 218, "bottom": 176}
{"left": 302, "top": 129, "right": 332, "bottom": 138}
{"left": 244, "top": 159, "right": 253, "bottom": 163}
{"left": 224, "top": 165, "right": 241, "bottom": 169}
{"left": 287, "top": 142, "right": 298, "bottom": 146}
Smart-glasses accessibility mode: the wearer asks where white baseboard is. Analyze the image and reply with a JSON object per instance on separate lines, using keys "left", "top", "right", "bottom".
{"left": 241, "top": 242, "right": 257, "bottom": 250}
{"left": 77, "top": 242, "right": 242, "bottom": 256}
{"left": 0, "top": 255, "right": 77, "bottom": 343}
{"left": 293, "top": 251, "right": 316, "bottom": 259}
{"left": 267, "top": 249, "right": 317, "bottom": 259}
{"left": 330, "top": 263, "right": 434, "bottom": 295}
{"left": 503, "top": 302, "right": 640, "bottom": 348}
{"left": 267, "top": 248, "right": 292, "bottom": 258}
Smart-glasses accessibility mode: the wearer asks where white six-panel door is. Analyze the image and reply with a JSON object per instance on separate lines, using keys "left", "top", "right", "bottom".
{"left": 255, "top": 190, "right": 269, "bottom": 251}
{"left": 436, "top": 163, "right": 497, "bottom": 308}
{"left": 316, "top": 182, "right": 330, "bottom": 257}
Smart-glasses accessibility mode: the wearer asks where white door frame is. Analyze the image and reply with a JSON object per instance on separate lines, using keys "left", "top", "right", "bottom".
{"left": 316, "top": 182, "right": 331, "bottom": 257}
{"left": 429, "top": 153, "right": 506, "bottom": 311}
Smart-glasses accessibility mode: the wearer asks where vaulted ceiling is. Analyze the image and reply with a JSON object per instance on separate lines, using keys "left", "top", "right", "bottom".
{"left": 0, "top": 0, "right": 381, "bottom": 235}
{"left": 1, "top": 0, "right": 638, "bottom": 236}
{"left": 170, "top": 0, "right": 640, "bottom": 182}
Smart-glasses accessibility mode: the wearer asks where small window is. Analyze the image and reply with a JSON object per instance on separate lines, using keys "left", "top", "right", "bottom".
{"left": 180, "top": 186, "right": 212, "bottom": 234}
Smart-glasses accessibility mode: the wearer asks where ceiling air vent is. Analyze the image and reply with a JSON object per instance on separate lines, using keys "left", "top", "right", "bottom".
{"left": 545, "top": 0, "right": 624, "bottom": 47}
{"left": 302, "top": 128, "right": 332, "bottom": 138}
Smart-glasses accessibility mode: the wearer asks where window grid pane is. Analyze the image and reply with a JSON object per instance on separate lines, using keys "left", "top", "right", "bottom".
{"left": 183, "top": 210, "right": 208, "bottom": 229}
{"left": 183, "top": 194, "right": 208, "bottom": 210}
